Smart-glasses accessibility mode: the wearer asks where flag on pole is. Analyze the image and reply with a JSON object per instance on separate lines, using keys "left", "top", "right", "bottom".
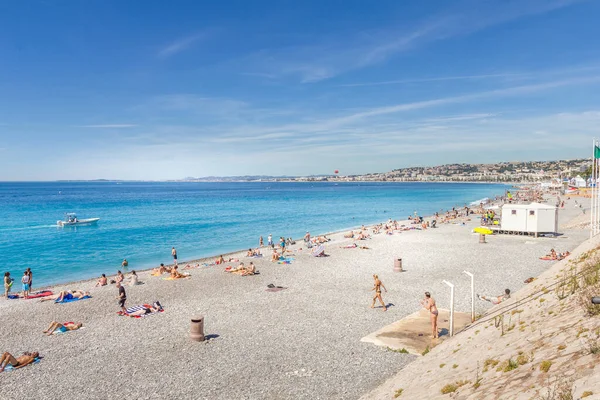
{"left": 595, "top": 146, "right": 600, "bottom": 159}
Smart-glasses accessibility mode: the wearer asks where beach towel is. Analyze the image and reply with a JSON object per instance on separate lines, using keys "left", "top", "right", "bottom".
{"left": 53, "top": 325, "right": 86, "bottom": 335}
{"left": 55, "top": 295, "right": 91, "bottom": 304}
{"left": 8, "top": 290, "right": 53, "bottom": 300}
{"left": 117, "top": 304, "right": 164, "bottom": 318}
{"left": 277, "top": 257, "right": 294, "bottom": 264}
{"left": 1, "top": 357, "right": 41, "bottom": 372}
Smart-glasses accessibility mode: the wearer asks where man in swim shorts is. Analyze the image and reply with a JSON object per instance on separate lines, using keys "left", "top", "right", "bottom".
{"left": 478, "top": 289, "right": 510, "bottom": 305}
{"left": 0, "top": 351, "right": 39, "bottom": 372}
{"left": 171, "top": 247, "right": 178, "bottom": 266}
{"left": 116, "top": 282, "right": 127, "bottom": 313}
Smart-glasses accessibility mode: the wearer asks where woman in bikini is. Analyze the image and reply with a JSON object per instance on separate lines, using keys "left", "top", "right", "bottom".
{"left": 421, "top": 292, "right": 439, "bottom": 338}
{"left": 371, "top": 274, "right": 387, "bottom": 311}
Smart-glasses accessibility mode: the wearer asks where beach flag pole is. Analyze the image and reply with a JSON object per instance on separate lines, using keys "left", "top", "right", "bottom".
{"left": 593, "top": 138, "right": 599, "bottom": 238}
{"left": 596, "top": 138, "right": 600, "bottom": 236}
{"left": 463, "top": 271, "right": 474, "bottom": 322}
{"left": 442, "top": 280, "right": 455, "bottom": 336}
{"left": 592, "top": 138, "right": 595, "bottom": 238}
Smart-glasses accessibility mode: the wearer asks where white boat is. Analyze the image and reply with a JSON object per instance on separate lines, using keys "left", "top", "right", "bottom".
{"left": 57, "top": 213, "right": 100, "bottom": 227}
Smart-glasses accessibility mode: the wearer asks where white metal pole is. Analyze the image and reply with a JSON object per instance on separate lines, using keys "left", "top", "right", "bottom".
{"left": 442, "top": 280, "right": 455, "bottom": 336}
{"left": 463, "top": 271, "right": 474, "bottom": 322}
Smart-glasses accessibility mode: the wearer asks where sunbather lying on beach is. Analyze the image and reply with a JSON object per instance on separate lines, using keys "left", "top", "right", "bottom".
{"left": 43, "top": 321, "right": 82, "bottom": 335}
{"left": 478, "top": 289, "right": 510, "bottom": 305}
{"left": 0, "top": 351, "right": 39, "bottom": 372}
{"left": 40, "top": 290, "right": 89, "bottom": 302}
{"left": 356, "top": 232, "right": 370, "bottom": 240}
{"left": 126, "top": 301, "right": 163, "bottom": 317}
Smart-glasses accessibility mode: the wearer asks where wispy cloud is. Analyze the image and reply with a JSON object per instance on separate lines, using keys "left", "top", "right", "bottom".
{"left": 157, "top": 32, "right": 208, "bottom": 58}
{"left": 338, "top": 73, "right": 523, "bottom": 87}
{"left": 78, "top": 124, "right": 138, "bottom": 128}
{"left": 246, "top": 0, "right": 584, "bottom": 83}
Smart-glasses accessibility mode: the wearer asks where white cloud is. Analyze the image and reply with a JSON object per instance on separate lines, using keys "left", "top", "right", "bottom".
{"left": 78, "top": 124, "right": 138, "bottom": 128}
{"left": 157, "top": 32, "right": 208, "bottom": 58}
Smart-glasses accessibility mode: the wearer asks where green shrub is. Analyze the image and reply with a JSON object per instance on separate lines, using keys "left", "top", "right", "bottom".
{"left": 539, "top": 360, "right": 552, "bottom": 373}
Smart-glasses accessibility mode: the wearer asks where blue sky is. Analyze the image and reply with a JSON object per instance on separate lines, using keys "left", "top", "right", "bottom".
{"left": 1, "top": 0, "right": 600, "bottom": 180}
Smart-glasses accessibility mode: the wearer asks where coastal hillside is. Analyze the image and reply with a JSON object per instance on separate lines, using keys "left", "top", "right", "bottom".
{"left": 362, "top": 233, "right": 600, "bottom": 399}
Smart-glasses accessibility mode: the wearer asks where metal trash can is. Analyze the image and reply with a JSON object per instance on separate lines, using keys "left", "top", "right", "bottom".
{"left": 190, "top": 316, "right": 205, "bottom": 342}
{"left": 394, "top": 258, "right": 403, "bottom": 272}
{"left": 479, "top": 234, "right": 486, "bottom": 244}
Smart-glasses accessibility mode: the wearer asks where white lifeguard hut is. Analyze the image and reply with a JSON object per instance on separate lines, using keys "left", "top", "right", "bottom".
{"left": 499, "top": 202, "right": 558, "bottom": 237}
{"left": 573, "top": 175, "right": 587, "bottom": 188}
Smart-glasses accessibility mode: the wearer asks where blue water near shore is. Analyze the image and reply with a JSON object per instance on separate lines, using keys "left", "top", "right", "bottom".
{"left": 0, "top": 181, "right": 509, "bottom": 286}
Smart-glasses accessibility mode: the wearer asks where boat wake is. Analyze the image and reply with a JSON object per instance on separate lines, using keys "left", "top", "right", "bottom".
{"left": 0, "top": 224, "right": 59, "bottom": 232}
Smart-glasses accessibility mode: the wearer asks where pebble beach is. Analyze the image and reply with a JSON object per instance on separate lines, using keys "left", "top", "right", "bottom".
{"left": 0, "top": 195, "right": 590, "bottom": 399}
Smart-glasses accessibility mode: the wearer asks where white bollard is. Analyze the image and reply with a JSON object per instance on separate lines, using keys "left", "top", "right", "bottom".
{"left": 463, "top": 271, "right": 474, "bottom": 322}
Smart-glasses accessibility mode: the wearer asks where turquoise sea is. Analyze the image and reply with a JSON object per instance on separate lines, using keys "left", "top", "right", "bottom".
{"left": 0, "top": 182, "right": 509, "bottom": 286}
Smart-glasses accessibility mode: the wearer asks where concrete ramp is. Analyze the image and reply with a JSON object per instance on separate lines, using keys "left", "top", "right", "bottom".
{"left": 361, "top": 309, "right": 472, "bottom": 355}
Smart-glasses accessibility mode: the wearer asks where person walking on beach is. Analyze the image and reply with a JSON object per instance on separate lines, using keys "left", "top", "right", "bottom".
{"left": 21, "top": 271, "right": 31, "bottom": 298}
{"left": 421, "top": 292, "right": 439, "bottom": 339}
{"left": 371, "top": 274, "right": 387, "bottom": 311}
{"left": 171, "top": 247, "right": 178, "bottom": 266}
{"left": 116, "top": 282, "right": 127, "bottom": 314}
{"left": 267, "top": 234, "right": 273, "bottom": 248}
{"left": 259, "top": 236, "right": 264, "bottom": 247}
{"left": 4, "top": 272, "right": 13, "bottom": 299}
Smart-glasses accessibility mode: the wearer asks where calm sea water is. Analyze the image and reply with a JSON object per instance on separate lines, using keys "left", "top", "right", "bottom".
{"left": 0, "top": 181, "right": 509, "bottom": 286}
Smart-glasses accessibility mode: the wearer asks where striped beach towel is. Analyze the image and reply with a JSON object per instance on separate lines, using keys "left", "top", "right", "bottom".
{"left": 117, "top": 304, "right": 164, "bottom": 318}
